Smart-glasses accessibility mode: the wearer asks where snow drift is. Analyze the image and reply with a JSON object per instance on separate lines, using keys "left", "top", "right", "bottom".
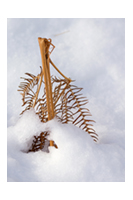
{"left": 7, "top": 109, "right": 124, "bottom": 182}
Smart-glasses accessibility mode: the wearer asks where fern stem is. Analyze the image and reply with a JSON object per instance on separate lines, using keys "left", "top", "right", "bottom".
{"left": 50, "top": 58, "right": 72, "bottom": 83}
{"left": 38, "top": 37, "right": 54, "bottom": 120}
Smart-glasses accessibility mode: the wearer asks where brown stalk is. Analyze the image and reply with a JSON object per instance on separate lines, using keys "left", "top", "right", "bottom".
{"left": 38, "top": 38, "right": 54, "bottom": 120}
{"left": 50, "top": 58, "right": 72, "bottom": 83}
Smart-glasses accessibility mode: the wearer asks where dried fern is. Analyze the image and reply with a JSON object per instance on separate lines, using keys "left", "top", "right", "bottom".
{"left": 28, "top": 131, "right": 58, "bottom": 153}
{"left": 18, "top": 67, "right": 43, "bottom": 114}
{"left": 18, "top": 73, "right": 98, "bottom": 142}
{"left": 18, "top": 37, "right": 98, "bottom": 152}
{"left": 53, "top": 78, "right": 98, "bottom": 142}
{"left": 36, "top": 95, "right": 48, "bottom": 122}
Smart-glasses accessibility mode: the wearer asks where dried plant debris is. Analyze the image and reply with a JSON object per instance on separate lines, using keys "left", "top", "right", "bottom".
{"left": 18, "top": 69, "right": 98, "bottom": 142}
{"left": 18, "top": 67, "right": 43, "bottom": 114}
{"left": 53, "top": 78, "right": 98, "bottom": 142}
{"left": 28, "top": 131, "right": 58, "bottom": 153}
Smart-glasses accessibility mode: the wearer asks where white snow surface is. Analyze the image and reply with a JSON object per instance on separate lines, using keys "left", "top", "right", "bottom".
{"left": 7, "top": 18, "right": 125, "bottom": 182}
{"left": 7, "top": 109, "right": 124, "bottom": 182}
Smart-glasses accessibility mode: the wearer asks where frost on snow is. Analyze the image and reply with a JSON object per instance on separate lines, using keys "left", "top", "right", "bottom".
{"left": 7, "top": 110, "right": 124, "bottom": 182}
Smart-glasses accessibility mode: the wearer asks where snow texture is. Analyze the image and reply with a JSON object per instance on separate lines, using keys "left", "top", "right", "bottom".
{"left": 7, "top": 18, "right": 125, "bottom": 182}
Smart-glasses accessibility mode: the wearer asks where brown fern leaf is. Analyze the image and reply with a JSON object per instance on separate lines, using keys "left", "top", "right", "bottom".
{"left": 52, "top": 77, "right": 72, "bottom": 122}
{"left": 53, "top": 79, "right": 98, "bottom": 142}
{"left": 52, "top": 76, "right": 69, "bottom": 105}
{"left": 68, "top": 85, "right": 98, "bottom": 141}
{"left": 18, "top": 67, "right": 42, "bottom": 115}
{"left": 36, "top": 97, "right": 48, "bottom": 122}
{"left": 59, "top": 95, "right": 74, "bottom": 123}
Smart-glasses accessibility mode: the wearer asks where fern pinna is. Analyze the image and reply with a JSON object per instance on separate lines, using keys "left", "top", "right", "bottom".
{"left": 18, "top": 37, "right": 98, "bottom": 152}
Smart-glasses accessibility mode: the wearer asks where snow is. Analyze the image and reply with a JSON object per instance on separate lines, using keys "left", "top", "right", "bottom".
{"left": 7, "top": 109, "right": 124, "bottom": 182}
{"left": 7, "top": 18, "right": 125, "bottom": 182}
